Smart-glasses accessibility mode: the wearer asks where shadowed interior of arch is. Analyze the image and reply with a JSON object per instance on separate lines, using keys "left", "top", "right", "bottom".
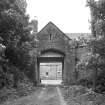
{"left": 39, "top": 50, "right": 64, "bottom": 85}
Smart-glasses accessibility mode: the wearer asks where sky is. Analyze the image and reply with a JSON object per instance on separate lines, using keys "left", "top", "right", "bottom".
{"left": 26, "top": 0, "right": 91, "bottom": 33}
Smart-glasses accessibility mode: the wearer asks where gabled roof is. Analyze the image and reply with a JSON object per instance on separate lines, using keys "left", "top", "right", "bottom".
{"left": 37, "top": 21, "right": 71, "bottom": 40}
{"left": 36, "top": 21, "right": 91, "bottom": 40}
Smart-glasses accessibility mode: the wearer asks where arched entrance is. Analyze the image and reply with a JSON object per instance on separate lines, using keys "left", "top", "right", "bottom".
{"left": 35, "top": 22, "right": 76, "bottom": 85}
{"left": 38, "top": 49, "right": 64, "bottom": 84}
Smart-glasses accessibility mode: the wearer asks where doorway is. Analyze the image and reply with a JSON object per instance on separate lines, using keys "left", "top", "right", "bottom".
{"left": 40, "top": 62, "right": 62, "bottom": 84}
{"left": 38, "top": 49, "right": 64, "bottom": 85}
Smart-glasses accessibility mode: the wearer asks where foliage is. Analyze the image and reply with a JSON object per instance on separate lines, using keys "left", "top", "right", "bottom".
{"left": 87, "top": 0, "right": 105, "bottom": 93}
{"left": 0, "top": 0, "right": 37, "bottom": 89}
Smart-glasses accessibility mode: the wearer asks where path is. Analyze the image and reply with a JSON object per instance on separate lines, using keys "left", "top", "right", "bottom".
{"left": 1, "top": 86, "right": 67, "bottom": 105}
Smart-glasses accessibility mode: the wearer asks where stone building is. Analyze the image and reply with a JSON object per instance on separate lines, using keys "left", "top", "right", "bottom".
{"left": 32, "top": 21, "right": 91, "bottom": 85}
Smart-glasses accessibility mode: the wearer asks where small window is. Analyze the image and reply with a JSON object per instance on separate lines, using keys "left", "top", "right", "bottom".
{"left": 46, "top": 72, "right": 48, "bottom": 76}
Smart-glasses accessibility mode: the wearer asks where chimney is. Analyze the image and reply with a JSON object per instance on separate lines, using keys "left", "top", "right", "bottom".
{"left": 30, "top": 17, "right": 38, "bottom": 34}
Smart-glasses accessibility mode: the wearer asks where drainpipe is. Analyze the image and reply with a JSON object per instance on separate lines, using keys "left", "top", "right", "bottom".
{"left": 34, "top": 37, "right": 40, "bottom": 86}
{"left": 74, "top": 40, "right": 78, "bottom": 84}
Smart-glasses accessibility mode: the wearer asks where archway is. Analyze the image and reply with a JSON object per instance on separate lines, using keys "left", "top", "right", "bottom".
{"left": 38, "top": 49, "right": 64, "bottom": 85}
{"left": 36, "top": 22, "right": 76, "bottom": 85}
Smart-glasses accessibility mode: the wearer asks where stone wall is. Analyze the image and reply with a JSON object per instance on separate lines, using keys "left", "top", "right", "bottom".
{"left": 36, "top": 22, "right": 76, "bottom": 84}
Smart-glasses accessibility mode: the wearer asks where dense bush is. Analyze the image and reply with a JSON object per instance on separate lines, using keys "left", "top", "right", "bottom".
{"left": 77, "top": 79, "right": 93, "bottom": 88}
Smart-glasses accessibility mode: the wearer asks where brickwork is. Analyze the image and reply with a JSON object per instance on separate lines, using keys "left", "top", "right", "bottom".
{"left": 35, "top": 22, "right": 76, "bottom": 84}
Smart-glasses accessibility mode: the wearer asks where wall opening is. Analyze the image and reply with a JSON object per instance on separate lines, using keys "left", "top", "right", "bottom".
{"left": 40, "top": 62, "right": 62, "bottom": 85}
{"left": 38, "top": 49, "right": 64, "bottom": 85}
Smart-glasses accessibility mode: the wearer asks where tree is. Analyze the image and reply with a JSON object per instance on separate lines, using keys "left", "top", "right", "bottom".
{"left": 88, "top": 0, "right": 105, "bottom": 92}
{"left": 0, "top": 0, "right": 37, "bottom": 88}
